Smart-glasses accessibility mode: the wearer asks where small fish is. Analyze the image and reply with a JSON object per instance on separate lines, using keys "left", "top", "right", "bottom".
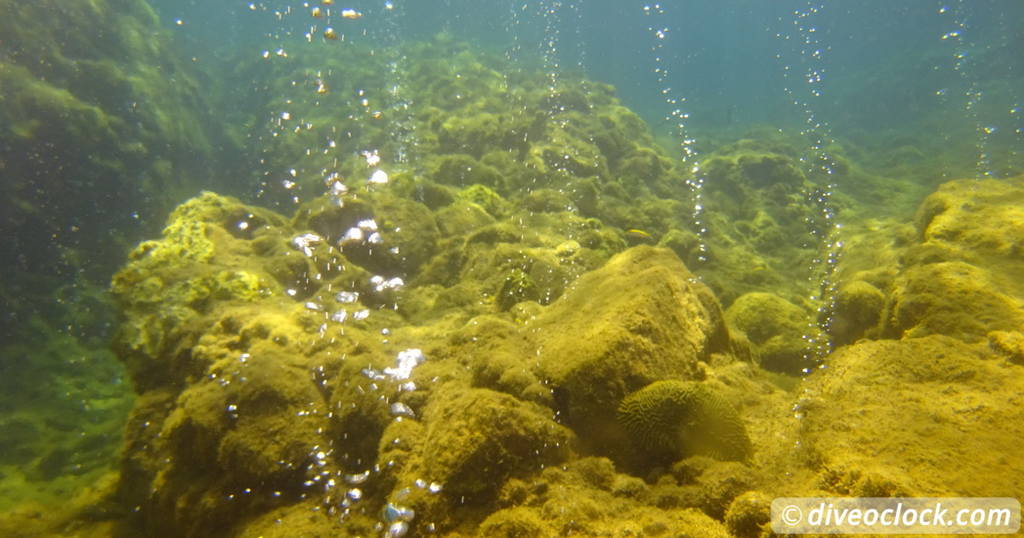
{"left": 625, "top": 228, "right": 654, "bottom": 241}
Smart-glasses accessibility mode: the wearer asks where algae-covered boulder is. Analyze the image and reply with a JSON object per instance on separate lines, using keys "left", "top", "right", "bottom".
{"left": 533, "top": 246, "right": 739, "bottom": 462}
{"left": 724, "top": 490, "right": 772, "bottom": 538}
{"left": 293, "top": 190, "right": 441, "bottom": 276}
{"left": 794, "top": 336, "right": 1024, "bottom": 498}
{"left": 618, "top": 380, "right": 751, "bottom": 464}
{"left": 694, "top": 137, "right": 826, "bottom": 304}
{"left": 830, "top": 280, "right": 886, "bottom": 346}
{"left": 884, "top": 261, "right": 1024, "bottom": 341}
{"left": 419, "top": 388, "right": 574, "bottom": 500}
{"left": 725, "top": 292, "right": 812, "bottom": 373}
{"left": 116, "top": 304, "right": 349, "bottom": 536}
{"left": 375, "top": 387, "right": 575, "bottom": 531}
{"left": 107, "top": 191, "right": 403, "bottom": 535}
{"left": 881, "top": 176, "right": 1024, "bottom": 342}
{"left": 110, "top": 192, "right": 293, "bottom": 390}
{"left": 477, "top": 458, "right": 733, "bottom": 537}
{"left": 914, "top": 177, "right": 1024, "bottom": 263}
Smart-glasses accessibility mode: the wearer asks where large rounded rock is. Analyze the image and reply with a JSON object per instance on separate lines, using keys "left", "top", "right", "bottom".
{"left": 419, "top": 388, "right": 574, "bottom": 501}
{"left": 884, "top": 177, "right": 1024, "bottom": 342}
{"left": 533, "top": 246, "right": 737, "bottom": 460}
{"left": 725, "top": 292, "right": 811, "bottom": 373}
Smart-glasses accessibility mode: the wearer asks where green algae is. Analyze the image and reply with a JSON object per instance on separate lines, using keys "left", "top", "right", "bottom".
{"left": 725, "top": 292, "right": 814, "bottom": 373}
{"left": 7, "top": 25, "right": 1016, "bottom": 537}
{"left": 0, "top": 5, "right": 240, "bottom": 526}
{"left": 0, "top": 0, "right": 232, "bottom": 283}
{"left": 95, "top": 168, "right": 1024, "bottom": 537}
{"left": 0, "top": 313, "right": 133, "bottom": 526}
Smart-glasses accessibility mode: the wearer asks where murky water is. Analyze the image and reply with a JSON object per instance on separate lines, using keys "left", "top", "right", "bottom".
{"left": 1, "top": 1, "right": 1022, "bottom": 536}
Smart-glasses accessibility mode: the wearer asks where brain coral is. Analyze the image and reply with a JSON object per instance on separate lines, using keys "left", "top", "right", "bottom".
{"left": 617, "top": 380, "right": 751, "bottom": 462}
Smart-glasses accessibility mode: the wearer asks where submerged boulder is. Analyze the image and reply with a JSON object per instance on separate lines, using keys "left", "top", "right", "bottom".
{"left": 725, "top": 292, "right": 812, "bottom": 373}
{"left": 533, "top": 246, "right": 742, "bottom": 467}
{"left": 881, "top": 176, "right": 1024, "bottom": 342}
{"left": 794, "top": 336, "right": 1024, "bottom": 498}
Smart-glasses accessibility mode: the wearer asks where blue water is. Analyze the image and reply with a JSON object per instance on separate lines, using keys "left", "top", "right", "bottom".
{"left": 151, "top": 0, "right": 1023, "bottom": 166}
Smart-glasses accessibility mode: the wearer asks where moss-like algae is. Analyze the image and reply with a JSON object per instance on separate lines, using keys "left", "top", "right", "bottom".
{"left": 52, "top": 34, "right": 1024, "bottom": 538}
{"left": 0, "top": 0, "right": 232, "bottom": 285}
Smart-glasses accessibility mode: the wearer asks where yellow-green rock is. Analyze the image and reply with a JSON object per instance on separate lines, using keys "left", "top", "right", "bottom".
{"left": 725, "top": 292, "right": 813, "bottom": 373}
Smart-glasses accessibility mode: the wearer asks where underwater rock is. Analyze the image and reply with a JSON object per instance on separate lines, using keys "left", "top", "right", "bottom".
{"left": 418, "top": 387, "right": 574, "bottom": 501}
{"left": 914, "top": 177, "right": 1024, "bottom": 261}
{"left": 883, "top": 176, "right": 1024, "bottom": 342}
{"left": 495, "top": 267, "right": 539, "bottom": 311}
{"left": 429, "top": 153, "right": 506, "bottom": 190}
{"left": 0, "top": 0, "right": 230, "bottom": 283}
{"left": 688, "top": 137, "right": 831, "bottom": 306}
{"left": 884, "top": 261, "right": 1024, "bottom": 341}
{"left": 411, "top": 213, "right": 606, "bottom": 320}
{"left": 796, "top": 336, "right": 1024, "bottom": 498}
{"left": 524, "top": 188, "right": 576, "bottom": 214}
{"left": 107, "top": 190, "right": 413, "bottom": 535}
{"left": 433, "top": 199, "right": 495, "bottom": 237}
{"left": 724, "top": 292, "right": 812, "bottom": 373}
{"left": 667, "top": 457, "right": 758, "bottom": 520}
{"left": 111, "top": 192, "right": 294, "bottom": 390}
{"left": 479, "top": 458, "right": 733, "bottom": 537}
{"left": 830, "top": 280, "right": 886, "bottom": 346}
{"left": 118, "top": 300, "right": 351, "bottom": 536}
{"left": 534, "top": 246, "right": 739, "bottom": 464}
{"left": 457, "top": 183, "right": 511, "bottom": 219}
{"left": 723, "top": 490, "right": 772, "bottom": 538}
{"left": 657, "top": 228, "right": 703, "bottom": 266}
{"left": 617, "top": 380, "right": 752, "bottom": 463}
{"left": 437, "top": 112, "right": 535, "bottom": 161}
{"left": 374, "top": 386, "right": 574, "bottom": 533}
{"left": 988, "top": 330, "right": 1024, "bottom": 365}
{"left": 293, "top": 190, "right": 441, "bottom": 276}
{"left": 477, "top": 506, "right": 549, "bottom": 537}
{"left": 162, "top": 347, "right": 328, "bottom": 484}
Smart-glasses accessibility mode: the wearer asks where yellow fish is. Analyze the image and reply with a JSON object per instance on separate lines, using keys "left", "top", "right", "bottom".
{"left": 625, "top": 229, "right": 654, "bottom": 241}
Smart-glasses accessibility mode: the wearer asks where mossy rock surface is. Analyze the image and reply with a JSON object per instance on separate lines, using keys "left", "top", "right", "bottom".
{"left": 75, "top": 33, "right": 1024, "bottom": 538}
{"left": 725, "top": 292, "right": 812, "bottom": 373}
{"left": 0, "top": 0, "right": 231, "bottom": 282}
{"left": 418, "top": 387, "right": 574, "bottom": 501}
{"left": 795, "top": 336, "right": 1024, "bottom": 498}
{"left": 830, "top": 280, "right": 886, "bottom": 346}
{"left": 881, "top": 176, "right": 1024, "bottom": 343}
{"left": 884, "top": 261, "right": 1024, "bottom": 341}
{"left": 533, "top": 246, "right": 739, "bottom": 463}
{"left": 476, "top": 458, "right": 733, "bottom": 537}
